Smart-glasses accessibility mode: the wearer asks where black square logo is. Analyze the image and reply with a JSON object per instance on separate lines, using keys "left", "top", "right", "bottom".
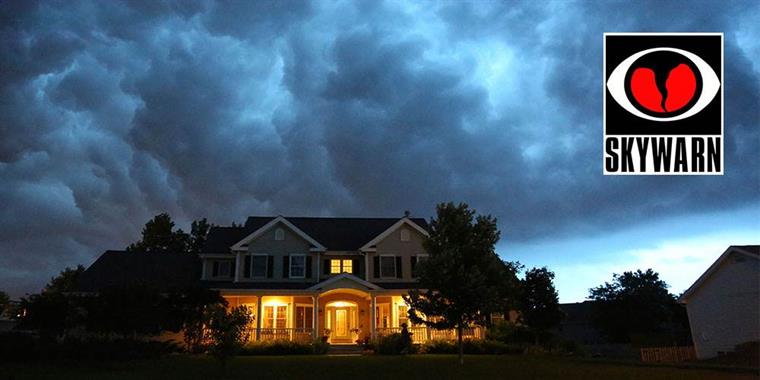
{"left": 603, "top": 33, "right": 723, "bottom": 175}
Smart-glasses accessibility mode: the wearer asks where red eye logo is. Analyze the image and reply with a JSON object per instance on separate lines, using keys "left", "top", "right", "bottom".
{"left": 607, "top": 47, "right": 720, "bottom": 122}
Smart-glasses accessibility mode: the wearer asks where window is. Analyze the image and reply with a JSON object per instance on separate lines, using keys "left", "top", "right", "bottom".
{"left": 252, "top": 255, "right": 268, "bottom": 278}
{"left": 490, "top": 312, "right": 505, "bottom": 324}
{"left": 329, "top": 259, "right": 353, "bottom": 274}
{"left": 380, "top": 256, "right": 396, "bottom": 278}
{"left": 341, "top": 259, "right": 352, "bottom": 273}
{"left": 290, "top": 255, "right": 305, "bottom": 278}
{"left": 274, "top": 228, "right": 285, "bottom": 241}
{"left": 295, "top": 305, "right": 313, "bottom": 329}
{"left": 211, "top": 260, "right": 233, "bottom": 278}
{"left": 400, "top": 228, "right": 410, "bottom": 241}
{"left": 330, "top": 259, "right": 342, "bottom": 274}
{"left": 376, "top": 304, "right": 390, "bottom": 328}
{"left": 264, "top": 305, "right": 287, "bottom": 329}
{"left": 398, "top": 305, "right": 409, "bottom": 327}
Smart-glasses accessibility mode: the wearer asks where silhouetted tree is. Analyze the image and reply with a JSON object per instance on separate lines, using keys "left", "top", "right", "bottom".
{"left": 127, "top": 213, "right": 190, "bottom": 254}
{"left": 189, "top": 218, "right": 212, "bottom": 255}
{"left": 0, "top": 290, "right": 9, "bottom": 316}
{"left": 164, "top": 286, "right": 227, "bottom": 352}
{"left": 405, "top": 202, "right": 520, "bottom": 365}
{"left": 518, "top": 267, "right": 563, "bottom": 344}
{"left": 43, "top": 265, "right": 85, "bottom": 293}
{"left": 206, "top": 304, "right": 253, "bottom": 374}
{"left": 588, "top": 269, "right": 681, "bottom": 343}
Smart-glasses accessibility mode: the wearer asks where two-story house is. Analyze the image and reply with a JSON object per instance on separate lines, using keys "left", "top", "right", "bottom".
{"left": 198, "top": 215, "right": 481, "bottom": 344}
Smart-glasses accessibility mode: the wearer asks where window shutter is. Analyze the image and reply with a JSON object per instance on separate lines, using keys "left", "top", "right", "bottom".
{"left": 244, "top": 256, "right": 252, "bottom": 278}
{"left": 283, "top": 256, "right": 290, "bottom": 278}
{"left": 395, "top": 256, "right": 403, "bottom": 278}
{"left": 267, "top": 256, "right": 274, "bottom": 278}
{"left": 323, "top": 259, "right": 330, "bottom": 275}
{"left": 411, "top": 256, "right": 417, "bottom": 276}
{"left": 212, "top": 261, "right": 219, "bottom": 277}
{"left": 353, "top": 258, "right": 362, "bottom": 278}
{"left": 230, "top": 261, "right": 236, "bottom": 278}
{"left": 306, "top": 256, "right": 312, "bottom": 278}
{"left": 373, "top": 256, "right": 380, "bottom": 278}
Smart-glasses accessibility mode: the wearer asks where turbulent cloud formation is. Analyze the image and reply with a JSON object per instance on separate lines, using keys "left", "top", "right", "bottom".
{"left": 1, "top": 1, "right": 758, "bottom": 296}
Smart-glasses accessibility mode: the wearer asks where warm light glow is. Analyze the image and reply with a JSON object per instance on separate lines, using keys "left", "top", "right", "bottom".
{"left": 326, "top": 301, "right": 356, "bottom": 308}
{"left": 262, "top": 296, "right": 290, "bottom": 306}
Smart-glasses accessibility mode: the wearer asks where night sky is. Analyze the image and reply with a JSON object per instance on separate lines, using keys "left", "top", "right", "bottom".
{"left": 1, "top": 1, "right": 758, "bottom": 301}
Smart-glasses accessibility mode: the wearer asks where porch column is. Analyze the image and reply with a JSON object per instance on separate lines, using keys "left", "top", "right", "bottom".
{"left": 256, "top": 295, "right": 263, "bottom": 341}
{"left": 312, "top": 294, "right": 319, "bottom": 340}
{"left": 370, "top": 293, "right": 376, "bottom": 339}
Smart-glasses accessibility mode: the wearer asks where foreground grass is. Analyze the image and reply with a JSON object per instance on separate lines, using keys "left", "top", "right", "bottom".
{"left": 2, "top": 355, "right": 757, "bottom": 380}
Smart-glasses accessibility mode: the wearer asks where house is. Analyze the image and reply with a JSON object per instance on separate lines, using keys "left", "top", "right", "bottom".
{"left": 79, "top": 215, "right": 484, "bottom": 344}
{"left": 554, "top": 301, "right": 605, "bottom": 345}
{"left": 678, "top": 245, "right": 760, "bottom": 359}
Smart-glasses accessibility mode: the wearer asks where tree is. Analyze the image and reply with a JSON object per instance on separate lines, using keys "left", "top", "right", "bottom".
{"left": 205, "top": 304, "right": 253, "bottom": 374}
{"left": 164, "top": 286, "right": 227, "bottom": 352}
{"left": 588, "top": 269, "right": 681, "bottom": 343}
{"left": 43, "top": 265, "right": 85, "bottom": 293}
{"left": 189, "top": 218, "right": 211, "bottom": 255}
{"left": 127, "top": 213, "right": 191, "bottom": 254}
{"left": 518, "top": 267, "right": 563, "bottom": 344}
{"left": 0, "top": 290, "right": 9, "bottom": 317}
{"left": 404, "top": 202, "right": 520, "bottom": 364}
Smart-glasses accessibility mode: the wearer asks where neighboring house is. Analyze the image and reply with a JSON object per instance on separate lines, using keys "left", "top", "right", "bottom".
{"left": 79, "top": 215, "right": 484, "bottom": 345}
{"left": 678, "top": 245, "right": 760, "bottom": 359}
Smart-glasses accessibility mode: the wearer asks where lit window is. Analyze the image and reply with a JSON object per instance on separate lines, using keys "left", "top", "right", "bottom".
{"left": 341, "top": 259, "right": 353, "bottom": 274}
{"left": 264, "top": 305, "right": 287, "bottom": 328}
{"left": 330, "top": 259, "right": 353, "bottom": 274}
{"left": 330, "top": 259, "right": 342, "bottom": 274}
{"left": 400, "top": 229, "right": 410, "bottom": 241}
{"left": 398, "top": 305, "right": 409, "bottom": 327}
{"left": 275, "top": 228, "right": 285, "bottom": 241}
{"left": 376, "top": 304, "right": 390, "bottom": 328}
{"left": 380, "top": 256, "right": 396, "bottom": 278}
{"left": 290, "top": 255, "right": 305, "bottom": 278}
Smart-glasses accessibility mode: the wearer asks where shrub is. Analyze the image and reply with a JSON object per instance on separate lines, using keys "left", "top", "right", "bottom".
{"left": 420, "top": 339, "right": 522, "bottom": 355}
{"left": 373, "top": 333, "right": 417, "bottom": 355}
{"left": 240, "top": 339, "right": 329, "bottom": 355}
{"left": 486, "top": 321, "right": 535, "bottom": 344}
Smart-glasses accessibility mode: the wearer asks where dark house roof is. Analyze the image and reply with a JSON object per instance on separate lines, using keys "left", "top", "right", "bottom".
{"left": 203, "top": 216, "right": 429, "bottom": 253}
{"left": 76, "top": 250, "right": 200, "bottom": 292}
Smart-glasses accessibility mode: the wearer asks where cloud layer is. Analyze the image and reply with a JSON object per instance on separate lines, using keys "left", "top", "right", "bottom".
{"left": 1, "top": 1, "right": 758, "bottom": 296}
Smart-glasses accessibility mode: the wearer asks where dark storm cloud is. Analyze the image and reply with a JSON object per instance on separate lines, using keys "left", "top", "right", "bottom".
{"left": 0, "top": 0, "right": 758, "bottom": 296}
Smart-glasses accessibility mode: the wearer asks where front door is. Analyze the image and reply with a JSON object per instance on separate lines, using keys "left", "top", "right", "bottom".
{"left": 334, "top": 308, "right": 349, "bottom": 339}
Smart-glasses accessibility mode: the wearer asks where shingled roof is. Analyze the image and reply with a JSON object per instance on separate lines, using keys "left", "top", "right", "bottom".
{"left": 76, "top": 250, "right": 201, "bottom": 292}
{"left": 203, "top": 216, "right": 429, "bottom": 253}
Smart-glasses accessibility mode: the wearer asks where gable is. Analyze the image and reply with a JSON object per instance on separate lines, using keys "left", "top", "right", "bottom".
{"left": 680, "top": 245, "right": 760, "bottom": 303}
{"left": 359, "top": 218, "right": 429, "bottom": 251}
{"left": 230, "top": 216, "right": 326, "bottom": 252}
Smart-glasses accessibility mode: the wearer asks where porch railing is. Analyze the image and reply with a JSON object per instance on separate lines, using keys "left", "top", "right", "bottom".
{"left": 376, "top": 326, "right": 484, "bottom": 343}
{"left": 244, "top": 327, "right": 314, "bottom": 342}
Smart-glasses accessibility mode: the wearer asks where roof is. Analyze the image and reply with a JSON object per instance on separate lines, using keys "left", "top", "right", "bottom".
{"left": 678, "top": 245, "right": 760, "bottom": 303}
{"left": 203, "top": 216, "right": 429, "bottom": 253}
{"left": 76, "top": 250, "right": 200, "bottom": 292}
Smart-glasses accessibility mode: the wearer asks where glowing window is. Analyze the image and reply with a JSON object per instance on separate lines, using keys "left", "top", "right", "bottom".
{"left": 264, "top": 305, "right": 287, "bottom": 329}
{"left": 330, "top": 259, "right": 353, "bottom": 274}
{"left": 341, "top": 259, "right": 353, "bottom": 274}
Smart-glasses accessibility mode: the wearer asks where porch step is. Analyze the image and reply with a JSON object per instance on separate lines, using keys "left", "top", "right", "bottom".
{"left": 327, "top": 344, "right": 363, "bottom": 355}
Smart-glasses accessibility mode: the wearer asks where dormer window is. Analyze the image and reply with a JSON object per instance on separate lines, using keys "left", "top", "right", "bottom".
{"left": 400, "top": 228, "right": 410, "bottom": 242}
{"left": 275, "top": 228, "right": 285, "bottom": 241}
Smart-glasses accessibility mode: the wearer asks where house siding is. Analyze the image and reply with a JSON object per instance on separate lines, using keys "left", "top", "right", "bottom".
{"left": 367, "top": 225, "right": 426, "bottom": 283}
{"left": 238, "top": 221, "right": 317, "bottom": 282}
{"left": 685, "top": 252, "right": 760, "bottom": 359}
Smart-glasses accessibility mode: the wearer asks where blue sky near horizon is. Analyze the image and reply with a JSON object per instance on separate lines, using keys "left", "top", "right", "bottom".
{"left": 0, "top": 1, "right": 758, "bottom": 299}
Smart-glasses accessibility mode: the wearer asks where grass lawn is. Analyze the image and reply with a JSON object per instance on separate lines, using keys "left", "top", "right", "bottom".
{"left": 2, "top": 355, "right": 757, "bottom": 380}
